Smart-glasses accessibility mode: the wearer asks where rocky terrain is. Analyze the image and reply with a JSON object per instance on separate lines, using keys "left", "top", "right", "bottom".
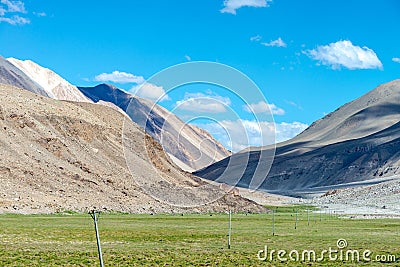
{"left": 196, "top": 80, "right": 400, "bottom": 194}
{"left": 307, "top": 175, "right": 400, "bottom": 215}
{"left": 0, "top": 84, "right": 266, "bottom": 214}
{"left": 79, "top": 84, "right": 231, "bottom": 172}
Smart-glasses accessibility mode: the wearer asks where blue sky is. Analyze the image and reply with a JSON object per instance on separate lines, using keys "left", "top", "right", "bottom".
{"left": 1, "top": 0, "right": 399, "bottom": 151}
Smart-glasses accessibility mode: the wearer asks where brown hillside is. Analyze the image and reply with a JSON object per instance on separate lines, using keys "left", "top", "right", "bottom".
{"left": 0, "top": 84, "right": 265, "bottom": 214}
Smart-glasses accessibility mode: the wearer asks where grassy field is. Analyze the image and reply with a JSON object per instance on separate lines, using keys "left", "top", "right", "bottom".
{"left": 0, "top": 206, "right": 399, "bottom": 266}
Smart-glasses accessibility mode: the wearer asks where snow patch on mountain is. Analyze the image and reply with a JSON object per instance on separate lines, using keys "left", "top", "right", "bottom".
{"left": 7, "top": 58, "right": 92, "bottom": 103}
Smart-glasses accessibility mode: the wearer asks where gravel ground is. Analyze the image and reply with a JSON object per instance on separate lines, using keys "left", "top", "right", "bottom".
{"left": 304, "top": 176, "right": 400, "bottom": 216}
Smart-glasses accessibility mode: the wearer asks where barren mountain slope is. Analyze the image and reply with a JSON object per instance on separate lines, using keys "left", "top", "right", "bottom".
{"left": 78, "top": 84, "right": 231, "bottom": 172}
{"left": 0, "top": 84, "right": 265, "bottom": 214}
{"left": 0, "top": 56, "right": 48, "bottom": 97}
{"left": 195, "top": 80, "right": 400, "bottom": 193}
{"left": 278, "top": 79, "right": 400, "bottom": 152}
{"left": 7, "top": 58, "right": 92, "bottom": 103}
{"left": 7, "top": 58, "right": 130, "bottom": 117}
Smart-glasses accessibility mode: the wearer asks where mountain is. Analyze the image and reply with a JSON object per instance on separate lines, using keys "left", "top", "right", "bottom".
{"left": 195, "top": 80, "right": 400, "bottom": 194}
{"left": 0, "top": 83, "right": 265, "bottom": 214}
{"left": 7, "top": 58, "right": 92, "bottom": 103}
{"left": 6, "top": 58, "right": 130, "bottom": 116}
{"left": 78, "top": 84, "right": 130, "bottom": 110}
{"left": 78, "top": 84, "right": 231, "bottom": 171}
{"left": 0, "top": 56, "right": 49, "bottom": 97}
{"left": 1, "top": 57, "right": 229, "bottom": 172}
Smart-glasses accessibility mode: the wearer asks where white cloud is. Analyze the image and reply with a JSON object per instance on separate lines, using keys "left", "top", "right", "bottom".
{"left": 392, "top": 57, "right": 400, "bottom": 63}
{"left": 220, "top": 0, "right": 271, "bottom": 15}
{"left": 95, "top": 70, "right": 170, "bottom": 102}
{"left": 185, "top": 55, "right": 191, "bottom": 61}
{"left": 244, "top": 101, "right": 285, "bottom": 115}
{"left": 250, "top": 35, "right": 262, "bottom": 42}
{"left": 275, "top": 122, "right": 309, "bottom": 143}
{"left": 175, "top": 91, "right": 231, "bottom": 113}
{"left": 94, "top": 71, "right": 145, "bottom": 84}
{"left": 261, "top": 37, "right": 287, "bottom": 48}
{"left": 33, "top": 11, "right": 46, "bottom": 17}
{"left": 285, "top": 100, "right": 303, "bottom": 110}
{"left": 131, "top": 82, "right": 170, "bottom": 102}
{"left": 305, "top": 40, "right": 383, "bottom": 70}
{"left": 1, "top": 0, "right": 26, "bottom": 13}
{"left": 195, "top": 120, "right": 308, "bottom": 152}
{"left": 0, "top": 0, "right": 30, "bottom": 25}
{"left": 177, "top": 99, "right": 227, "bottom": 113}
{"left": 186, "top": 91, "right": 232, "bottom": 105}
{"left": 0, "top": 14, "right": 28, "bottom": 25}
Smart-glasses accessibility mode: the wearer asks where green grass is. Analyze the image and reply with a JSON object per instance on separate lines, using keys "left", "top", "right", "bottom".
{"left": 0, "top": 208, "right": 399, "bottom": 266}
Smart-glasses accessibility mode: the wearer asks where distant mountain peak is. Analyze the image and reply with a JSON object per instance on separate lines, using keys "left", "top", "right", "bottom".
{"left": 195, "top": 79, "right": 400, "bottom": 193}
{"left": 7, "top": 57, "right": 92, "bottom": 103}
{"left": 0, "top": 56, "right": 49, "bottom": 97}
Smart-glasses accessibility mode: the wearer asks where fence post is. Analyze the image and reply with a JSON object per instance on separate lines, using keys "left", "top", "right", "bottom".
{"left": 228, "top": 210, "right": 232, "bottom": 249}
{"left": 90, "top": 210, "right": 104, "bottom": 267}
{"left": 272, "top": 209, "right": 275, "bottom": 236}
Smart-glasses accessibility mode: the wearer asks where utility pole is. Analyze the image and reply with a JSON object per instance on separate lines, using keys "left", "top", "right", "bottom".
{"left": 307, "top": 209, "right": 310, "bottom": 226}
{"left": 228, "top": 210, "right": 232, "bottom": 249}
{"left": 90, "top": 210, "right": 104, "bottom": 267}
{"left": 295, "top": 209, "right": 298, "bottom": 230}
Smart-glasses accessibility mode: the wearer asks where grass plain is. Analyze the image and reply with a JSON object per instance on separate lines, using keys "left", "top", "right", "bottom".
{"left": 0, "top": 206, "right": 399, "bottom": 266}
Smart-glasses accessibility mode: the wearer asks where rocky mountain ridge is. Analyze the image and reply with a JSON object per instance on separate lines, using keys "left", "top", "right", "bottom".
{"left": 195, "top": 80, "right": 400, "bottom": 194}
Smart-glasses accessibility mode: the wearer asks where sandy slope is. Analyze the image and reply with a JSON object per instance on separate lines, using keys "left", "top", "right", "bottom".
{"left": 0, "top": 84, "right": 266, "bottom": 214}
